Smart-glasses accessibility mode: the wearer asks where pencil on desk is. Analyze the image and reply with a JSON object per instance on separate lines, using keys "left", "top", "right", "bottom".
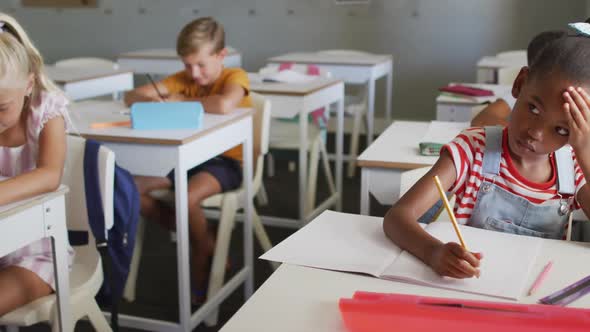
{"left": 433, "top": 175, "right": 469, "bottom": 251}
{"left": 528, "top": 261, "right": 553, "bottom": 296}
{"left": 90, "top": 120, "right": 131, "bottom": 129}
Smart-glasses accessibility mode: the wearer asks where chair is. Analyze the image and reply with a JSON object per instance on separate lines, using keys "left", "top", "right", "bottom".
{"left": 259, "top": 64, "right": 337, "bottom": 213}
{"left": 497, "top": 66, "right": 522, "bottom": 86}
{"left": 317, "top": 49, "right": 371, "bottom": 177}
{"left": 122, "top": 92, "right": 276, "bottom": 324}
{"left": 54, "top": 57, "right": 119, "bottom": 71}
{"left": 0, "top": 136, "right": 115, "bottom": 332}
{"left": 54, "top": 57, "right": 121, "bottom": 100}
{"left": 496, "top": 50, "right": 527, "bottom": 62}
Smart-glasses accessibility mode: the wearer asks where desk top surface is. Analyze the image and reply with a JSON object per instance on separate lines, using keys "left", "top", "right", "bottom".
{"left": 221, "top": 212, "right": 590, "bottom": 332}
{"left": 357, "top": 121, "right": 449, "bottom": 169}
{"left": 436, "top": 83, "right": 512, "bottom": 105}
{"left": 477, "top": 55, "right": 527, "bottom": 69}
{"left": 268, "top": 52, "right": 393, "bottom": 66}
{"left": 249, "top": 73, "right": 343, "bottom": 96}
{"left": 70, "top": 100, "right": 252, "bottom": 145}
{"left": 0, "top": 185, "right": 68, "bottom": 219}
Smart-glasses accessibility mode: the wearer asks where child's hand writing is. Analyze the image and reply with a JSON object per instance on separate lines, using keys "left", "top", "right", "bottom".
{"left": 164, "top": 93, "right": 186, "bottom": 102}
{"left": 427, "top": 242, "right": 483, "bottom": 279}
{"left": 564, "top": 86, "right": 590, "bottom": 155}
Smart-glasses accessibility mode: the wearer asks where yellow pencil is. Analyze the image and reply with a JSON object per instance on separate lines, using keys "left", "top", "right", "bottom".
{"left": 433, "top": 175, "right": 469, "bottom": 251}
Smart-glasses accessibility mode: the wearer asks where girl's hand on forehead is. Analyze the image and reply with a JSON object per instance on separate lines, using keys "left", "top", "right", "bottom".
{"left": 564, "top": 86, "right": 590, "bottom": 153}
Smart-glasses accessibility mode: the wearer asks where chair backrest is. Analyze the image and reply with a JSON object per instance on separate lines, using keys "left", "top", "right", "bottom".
{"left": 317, "top": 49, "right": 373, "bottom": 57}
{"left": 250, "top": 92, "right": 271, "bottom": 157}
{"left": 63, "top": 136, "right": 115, "bottom": 250}
{"left": 497, "top": 66, "right": 522, "bottom": 85}
{"left": 496, "top": 50, "right": 527, "bottom": 62}
{"left": 55, "top": 57, "right": 119, "bottom": 71}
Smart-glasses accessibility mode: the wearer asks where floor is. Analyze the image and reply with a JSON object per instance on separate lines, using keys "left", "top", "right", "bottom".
{"left": 19, "top": 133, "right": 391, "bottom": 332}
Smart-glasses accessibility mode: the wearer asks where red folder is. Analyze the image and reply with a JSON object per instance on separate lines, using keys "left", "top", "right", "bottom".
{"left": 439, "top": 84, "right": 494, "bottom": 97}
{"left": 339, "top": 292, "right": 590, "bottom": 332}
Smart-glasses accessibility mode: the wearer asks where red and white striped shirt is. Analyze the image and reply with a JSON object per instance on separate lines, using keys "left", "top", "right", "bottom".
{"left": 443, "top": 127, "right": 586, "bottom": 225}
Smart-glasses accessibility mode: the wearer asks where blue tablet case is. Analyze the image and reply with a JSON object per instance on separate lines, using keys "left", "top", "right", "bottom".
{"left": 130, "top": 102, "right": 204, "bottom": 130}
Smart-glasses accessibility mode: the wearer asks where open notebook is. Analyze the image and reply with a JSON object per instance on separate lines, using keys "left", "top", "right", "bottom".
{"left": 261, "top": 211, "right": 542, "bottom": 301}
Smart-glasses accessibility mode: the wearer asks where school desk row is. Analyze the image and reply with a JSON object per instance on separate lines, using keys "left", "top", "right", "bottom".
{"left": 46, "top": 48, "right": 393, "bottom": 149}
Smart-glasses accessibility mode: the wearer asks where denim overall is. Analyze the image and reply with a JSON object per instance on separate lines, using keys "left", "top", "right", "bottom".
{"left": 468, "top": 127, "right": 575, "bottom": 239}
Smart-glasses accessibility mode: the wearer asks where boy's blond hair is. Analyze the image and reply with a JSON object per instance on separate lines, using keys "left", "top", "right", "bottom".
{"left": 176, "top": 17, "right": 225, "bottom": 57}
{"left": 0, "top": 12, "right": 60, "bottom": 103}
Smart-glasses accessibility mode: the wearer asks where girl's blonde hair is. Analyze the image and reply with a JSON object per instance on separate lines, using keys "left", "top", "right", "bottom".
{"left": 0, "top": 12, "right": 60, "bottom": 103}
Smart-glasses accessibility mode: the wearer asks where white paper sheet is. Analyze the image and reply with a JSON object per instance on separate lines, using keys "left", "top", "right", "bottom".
{"left": 260, "top": 210, "right": 405, "bottom": 277}
{"left": 261, "top": 211, "right": 542, "bottom": 301}
{"left": 382, "top": 221, "right": 542, "bottom": 300}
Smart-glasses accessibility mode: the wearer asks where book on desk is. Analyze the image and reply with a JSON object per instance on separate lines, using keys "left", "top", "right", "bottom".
{"left": 340, "top": 291, "right": 590, "bottom": 332}
{"left": 261, "top": 210, "right": 541, "bottom": 301}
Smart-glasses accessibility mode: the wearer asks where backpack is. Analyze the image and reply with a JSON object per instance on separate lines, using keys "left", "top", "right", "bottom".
{"left": 81, "top": 139, "right": 140, "bottom": 331}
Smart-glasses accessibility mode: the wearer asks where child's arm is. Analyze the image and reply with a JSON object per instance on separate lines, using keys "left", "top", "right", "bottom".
{"left": 563, "top": 87, "right": 590, "bottom": 217}
{"left": 0, "top": 117, "right": 65, "bottom": 205}
{"left": 124, "top": 81, "right": 170, "bottom": 106}
{"left": 383, "top": 150, "right": 482, "bottom": 278}
{"left": 470, "top": 99, "right": 511, "bottom": 127}
{"left": 181, "top": 83, "right": 246, "bottom": 115}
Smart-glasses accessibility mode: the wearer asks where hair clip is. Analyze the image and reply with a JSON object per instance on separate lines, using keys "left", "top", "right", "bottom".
{"left": 568, "top": 22, "right": 590, "bottom": 37}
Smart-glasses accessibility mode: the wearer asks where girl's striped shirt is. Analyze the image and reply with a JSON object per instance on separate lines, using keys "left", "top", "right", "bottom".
{"left": 442, "top": 127, "right": 586, "bottom": 225}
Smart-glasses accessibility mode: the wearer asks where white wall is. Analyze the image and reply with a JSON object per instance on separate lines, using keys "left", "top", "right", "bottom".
{"left": 2, "top": 0, "right": 586, "bottom": 120}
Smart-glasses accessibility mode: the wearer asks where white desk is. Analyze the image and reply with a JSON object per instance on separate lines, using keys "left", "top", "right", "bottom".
{"left": 249, "top": 75, "right": 344, "bottom": 227}
{"left": 267, "top": 52, "right": 393, "bottom": 146}
{"left": 117, "top": 47, "right": 243, "bottom": 75}
{"left": 0, "top": 187, "right": 71, "bottom": 331}
{"left": 70, "top": 101, "right": 253, "bottom": 332}
{"left": 357, "top": 121, "right": 466, "bottom": 215}
{"left": 220, "top": 215, "right": 590, "bottom": 332}
{"left": 45, "top": 65, "right": 133, "bottom": 101}
{"left": 476, "top": 55, "right": 526, "bottom": 84}
{"left": 436, "top": 83, "right": 513, "bottom": 122}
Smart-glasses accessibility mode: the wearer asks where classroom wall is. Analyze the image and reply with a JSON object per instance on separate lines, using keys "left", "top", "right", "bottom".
{"left": 3, "top": 0, "right": 586, "bottom": 120}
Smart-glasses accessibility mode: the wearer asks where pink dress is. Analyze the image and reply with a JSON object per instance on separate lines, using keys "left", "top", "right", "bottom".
{"left": 0, "top": 91, "right": 74, "bottom": 290}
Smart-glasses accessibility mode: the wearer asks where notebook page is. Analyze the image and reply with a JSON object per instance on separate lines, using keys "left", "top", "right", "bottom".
{"left": 260, "top": 211, "right": 405, "bottom": 277}
{"left": 381, "top": 221, "right": 542, "bottom": 300}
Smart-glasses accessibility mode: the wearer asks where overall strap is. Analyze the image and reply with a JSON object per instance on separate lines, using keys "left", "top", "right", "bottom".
{"left": 554, "top": 146, "right": 576, "bottom": 195}
{"left": 482, "top": 126, "right": 504, "bottom": 177}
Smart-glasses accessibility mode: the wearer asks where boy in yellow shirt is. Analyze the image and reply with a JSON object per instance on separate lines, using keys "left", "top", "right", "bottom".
{"left": 125, "top": 17, "right": 251, "bottom": 304}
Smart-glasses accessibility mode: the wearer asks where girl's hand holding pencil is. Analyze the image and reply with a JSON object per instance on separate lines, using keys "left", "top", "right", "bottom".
{"left": 427, "top": 242, "right": 483, "bottom": 279}
{"left": 428, "top": 175, "right": 483, "bottom": 279}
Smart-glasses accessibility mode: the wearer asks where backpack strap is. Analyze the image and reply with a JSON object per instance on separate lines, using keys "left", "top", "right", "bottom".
{"left": 554, "top": 146, "right": 576, "bottom": 195}
{"left": 83, "top": 139, "right": 119, "bottom": 332}
{"left": 482, "top": 126, "right": 504, "bottom": 177}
